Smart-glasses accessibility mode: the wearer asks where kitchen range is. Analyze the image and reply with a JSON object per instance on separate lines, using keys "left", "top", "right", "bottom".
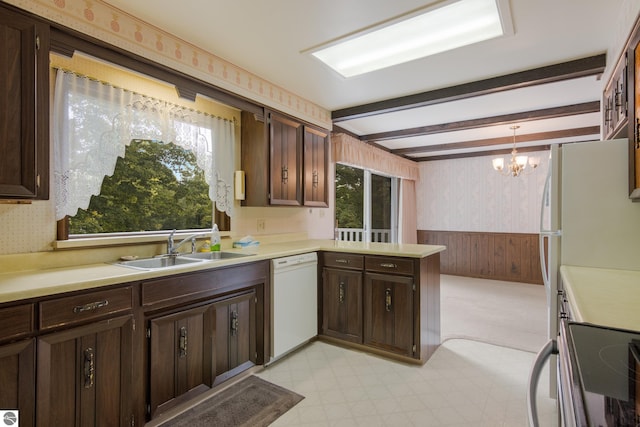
{"left": 530, "top": 139, "right": 640, "bottom": 426}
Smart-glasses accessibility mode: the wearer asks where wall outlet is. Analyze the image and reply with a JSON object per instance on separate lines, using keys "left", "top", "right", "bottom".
{"left": 257, "top": 218, "right": 265, "bottom": 232}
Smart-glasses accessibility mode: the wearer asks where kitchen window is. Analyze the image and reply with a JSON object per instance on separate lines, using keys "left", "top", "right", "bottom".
{"left": 52, "top": 61, "right": 236, "bottom": 240}
{"left": 69, "top": 139, "right": 229, "bottom": 235}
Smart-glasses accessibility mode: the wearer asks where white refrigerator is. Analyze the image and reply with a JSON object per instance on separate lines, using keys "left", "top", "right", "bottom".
{"left": 538, "top": 138, "right": 640, "bottom": 395}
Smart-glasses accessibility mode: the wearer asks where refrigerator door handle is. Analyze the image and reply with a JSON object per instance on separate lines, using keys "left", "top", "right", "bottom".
{"left": 527, "top": 339, "right": 558, "bottom": 427}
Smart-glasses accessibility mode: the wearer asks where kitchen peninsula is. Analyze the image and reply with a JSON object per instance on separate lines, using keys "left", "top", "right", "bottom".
{"left": 0, "top": 237, "right": 444, "bottom": 425}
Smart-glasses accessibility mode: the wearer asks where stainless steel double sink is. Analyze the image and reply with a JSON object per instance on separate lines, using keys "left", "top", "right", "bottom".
{"left": 115, "top": 251, "right": 254, "bottom": 270}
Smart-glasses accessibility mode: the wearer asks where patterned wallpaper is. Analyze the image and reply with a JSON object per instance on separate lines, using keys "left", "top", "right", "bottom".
{"left": 4, "top": 0, "right": 331, "bottom": 129}
{"left": 417, "top": 151, "right": 550, "bottom": 234}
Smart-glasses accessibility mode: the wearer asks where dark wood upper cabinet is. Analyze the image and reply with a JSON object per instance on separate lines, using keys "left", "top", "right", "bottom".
{"left": 606, "top": 12, "right": 640, "bottom": 200}
{"left": 0, "top": 4, "right": 49, "bottom": 200}
{"left": 303, "top": 126, "right": 329, "bottom": 207}
{"left": 269, "top": 112, "right": 303, "bottom": 206}
{"left": 241, "top": 109, "right": 329, "bottom": 207}
{"left": 630, "top": 24, "right": 640, "bottom": 199}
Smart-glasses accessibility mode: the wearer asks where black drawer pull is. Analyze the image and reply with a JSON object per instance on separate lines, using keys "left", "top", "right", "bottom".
{"left": 73, "top": 300, "right": 109, "bottom": 313}
{"left": 379, "top": 263, "right": 397, "bottom": 268}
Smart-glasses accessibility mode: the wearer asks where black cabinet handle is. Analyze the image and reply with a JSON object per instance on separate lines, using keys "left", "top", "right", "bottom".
{"left": 83, "top": 347, "right": 95, "bottom": 388}
{"left": 385, "top": 288, "right": 392, "bottom": 312}
{"left": 339, "top": 282, "right": 345, "bottom": 303}
{"left": 230, "top": 311, "right": 239, "bottom": 336}
{"left": 73, "top": 299, "right": 109, "bottom": 313}
{"left": 281, "top": 166, "right": 288, "bottom": 184}
{"left": 179, "top": 327, "right": 188, "bottom": 358}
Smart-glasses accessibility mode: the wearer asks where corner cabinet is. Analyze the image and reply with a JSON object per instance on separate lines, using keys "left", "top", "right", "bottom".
{"left": 321, "top": 253, "right": 363, "bottom": 343}
{"left": 0, "top": 4, "right": 49, "bottom": 200}
{"left": 241, "top": 109, "right": 329, "bottom": 207}
{"left": 319, "top": 251, "right": 441, "bottom": 364}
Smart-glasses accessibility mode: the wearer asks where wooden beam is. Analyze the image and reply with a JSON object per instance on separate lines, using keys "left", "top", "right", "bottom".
{"left": 392, "top": 126, "right": 601, "bottom": 155}
{"left": 364, "top": 102, "right": 600, "bottom": 142}
{"left": 332, "top": 54, "right": 606, "bottom": 122}
{"left": 413, "top": 145, "right": 552, "bottom": 162}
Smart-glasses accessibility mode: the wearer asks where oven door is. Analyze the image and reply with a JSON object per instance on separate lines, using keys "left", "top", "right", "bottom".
{"left": 557, "top": 317, "right": 588, "bottom": 427}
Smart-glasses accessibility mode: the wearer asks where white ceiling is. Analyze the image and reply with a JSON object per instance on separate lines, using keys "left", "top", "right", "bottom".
{"left": 103, "top": 0, "right": 625, "bottom": 160}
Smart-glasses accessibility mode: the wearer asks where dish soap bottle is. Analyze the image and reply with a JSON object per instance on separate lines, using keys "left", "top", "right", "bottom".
{"left": 210, "top": 224, "right": 221, "bottom": 251}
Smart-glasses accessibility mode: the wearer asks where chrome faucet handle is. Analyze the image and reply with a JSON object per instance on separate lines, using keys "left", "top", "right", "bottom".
{"left": 190, "top": 236, "right": 197, "bottom": 253}
{"left": 167, "top": 229, "right": 177, "bottom": 254}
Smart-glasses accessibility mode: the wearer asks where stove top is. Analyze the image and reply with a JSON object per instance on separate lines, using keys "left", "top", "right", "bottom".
{"left": 568, "top": 322, "right": 640, "bottom": 426}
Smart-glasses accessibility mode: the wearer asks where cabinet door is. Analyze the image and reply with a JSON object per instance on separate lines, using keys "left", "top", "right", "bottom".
{"left": 37, "top": 315, "right": 134, "bottom": 427}
{"left": 303, "top": 126, "right": 328, "bottom": 207}
{"left": 269, "top": 113, "right": 302, "bottom": 206}
{"left": 0, "top": 339, "right": 35, "bottom": 427}
{"left": 0, "top": 6, "right": 49, "bottom": 199}
{"left": 213, "top": 291, "right": 256, "bottom": 386}
{"left": 634, "top": 41, "right": 640, "bottom": 194}
{"left": 364, "top": 273, "right": 414, "bottom": 357}
{"left": 322, "top": 268, "right": 363, "bottom": 343}
{"left": 148, "top": 304, "right": 213, "bottom": 418}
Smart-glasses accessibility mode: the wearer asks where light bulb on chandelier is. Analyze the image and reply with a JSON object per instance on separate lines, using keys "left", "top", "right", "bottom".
{"left": 492, "top": 125, "right": 539, "bottom": 177}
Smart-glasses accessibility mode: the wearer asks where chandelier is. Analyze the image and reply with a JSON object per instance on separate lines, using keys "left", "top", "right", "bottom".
{"left": 492, "top": 125, "right": 539, "bottom": 177}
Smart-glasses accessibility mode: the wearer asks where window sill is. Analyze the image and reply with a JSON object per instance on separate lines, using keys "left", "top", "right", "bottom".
{"left": 53, "top": 232, "right": 227, "bottom": 250}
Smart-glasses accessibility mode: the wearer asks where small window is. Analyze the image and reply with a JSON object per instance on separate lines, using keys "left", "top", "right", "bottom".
{"left": 69, "top": 139, "right": 229, "bottom": 235}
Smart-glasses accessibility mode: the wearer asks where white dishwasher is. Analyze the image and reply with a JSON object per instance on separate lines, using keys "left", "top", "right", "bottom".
{"left": 270, "top": 252, "right": 318, "bottom": 363}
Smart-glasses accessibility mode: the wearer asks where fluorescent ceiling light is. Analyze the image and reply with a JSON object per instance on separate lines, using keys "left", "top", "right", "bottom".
{"left": 306, "top": 0, "right": 510, "bottom": 78}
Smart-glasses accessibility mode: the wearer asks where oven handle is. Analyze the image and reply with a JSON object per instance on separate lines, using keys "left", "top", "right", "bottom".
{"left": 527, "top": 339, "right": 558, "bottom": 427}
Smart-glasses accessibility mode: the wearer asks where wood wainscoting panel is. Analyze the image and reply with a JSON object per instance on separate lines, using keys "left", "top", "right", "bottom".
{"left": 417, "top": 230, "right": 543, "bottom": 285}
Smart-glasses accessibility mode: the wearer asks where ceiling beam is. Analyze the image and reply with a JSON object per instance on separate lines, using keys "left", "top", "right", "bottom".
{"left": 363, "top": 101, "right": 600, "bottom": 142}
{"left": 391, "top": 126, "right": 601, "bottom": 155}
{"left": 413, "top": 145, "right": 552, "bottom": 162}
{"left": 332, "top": 54, "right": 606, "bottom": 122}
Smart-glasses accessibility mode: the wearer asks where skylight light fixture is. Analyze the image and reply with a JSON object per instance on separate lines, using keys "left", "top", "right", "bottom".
{"left": 306, "top": 0, "right": 511, "bottom": 78}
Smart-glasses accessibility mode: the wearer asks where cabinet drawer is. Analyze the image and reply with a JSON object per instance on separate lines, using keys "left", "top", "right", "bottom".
{"left": 39, "top": 286, "right": 133, "bottom": 330}
{"left": 365, "top": 256, "right": 414, "bottom": 275}
{"left": 142, "top": 261, "right": 269, "bottom": 311}
{"left": 0, "top": 303, "right": 34, "bottom": 342}
{"left": 323, "top": 252, "right": 363, "bottom": 270}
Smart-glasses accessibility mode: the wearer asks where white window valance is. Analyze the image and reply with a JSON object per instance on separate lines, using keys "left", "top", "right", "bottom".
{"left": 53, "top": 69, "right": 235, "bottom": 221}
{"left": 332, "top": 132, "right": 419, "bottom": 181}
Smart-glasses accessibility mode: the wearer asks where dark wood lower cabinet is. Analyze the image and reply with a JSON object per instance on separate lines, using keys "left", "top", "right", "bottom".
{"left": 148, "top": 304, "right": 214, "bottom": 418}
{"left": 212, "top": 290, "right": 256, "bottom": 386}
{"left": 363, "top": 273, "right": 414, "bottom": 357}
{"left": 322, "top": 267, "right": 362, "bottom": 343}
{"left": 0, "top": 339, "right": 35, "bottom": 426}
{"left": 36, "top": 315, "right": 134, "bottom": 427}
{"left": 320, "top": 252, "right": 441, "bottom": 364}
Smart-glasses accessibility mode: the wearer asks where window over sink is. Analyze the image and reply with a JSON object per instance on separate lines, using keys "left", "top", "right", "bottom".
{"left": 52, "top": 53, "right": 238, "bottom": 240}
{"left": 69, "top": 139, "right": 229, "bottom": 235}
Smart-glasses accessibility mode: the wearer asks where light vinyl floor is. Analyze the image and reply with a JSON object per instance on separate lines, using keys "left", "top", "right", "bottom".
{"left": 258, "top": 275, "right": 557, "bottom": 426}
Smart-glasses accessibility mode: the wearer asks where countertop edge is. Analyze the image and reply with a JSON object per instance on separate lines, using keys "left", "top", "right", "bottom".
{"left": 560, "top": 264, "right": 640, "bottom": 332}
{"left": 0, "top": 240, "right": 446, "bottom": 304}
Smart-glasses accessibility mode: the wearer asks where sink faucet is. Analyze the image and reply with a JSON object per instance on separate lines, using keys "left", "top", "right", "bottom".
{"left": 167, "top": 230, "right": 207, "bottom": 255}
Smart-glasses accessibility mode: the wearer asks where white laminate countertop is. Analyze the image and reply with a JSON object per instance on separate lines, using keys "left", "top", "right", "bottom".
{"left": 560, "top": 265, "right": 640, "bottom": 331}
{"left": 0, "top": 239, "right": 445, "bottom": 304}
